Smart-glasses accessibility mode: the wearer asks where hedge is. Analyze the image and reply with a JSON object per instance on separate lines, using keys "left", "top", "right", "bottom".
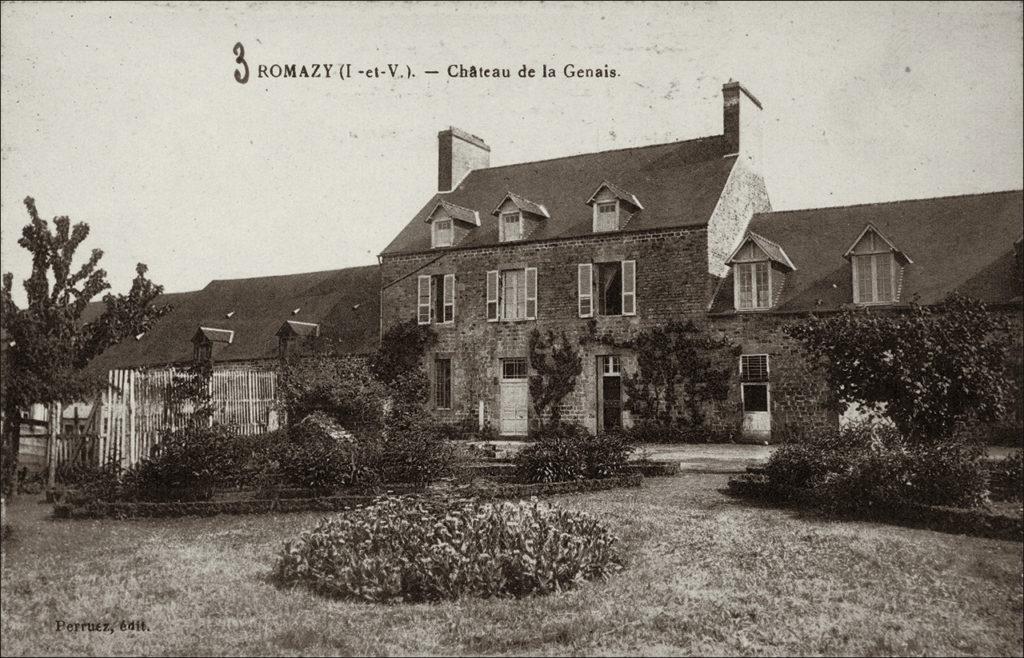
{"left": 727, "top": 476, "right": 1023, "bottom": 542}
{"left": 52, "top": 474, "right": 643, "bottom": 520}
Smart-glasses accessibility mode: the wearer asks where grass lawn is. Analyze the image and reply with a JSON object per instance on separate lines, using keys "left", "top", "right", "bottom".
{"left": 2, "top": 473, "right": 1022, "bottom": 656}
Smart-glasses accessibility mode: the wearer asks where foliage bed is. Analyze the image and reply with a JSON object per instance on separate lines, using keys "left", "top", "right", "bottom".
{"left": 516, "top": 423, "right": 633, "bottom": 483}
{"left": 752, "top": 423, "right": 992, "bottom": 511}
{"left": 273, "top": 496, "right": 623, "bottom": 602}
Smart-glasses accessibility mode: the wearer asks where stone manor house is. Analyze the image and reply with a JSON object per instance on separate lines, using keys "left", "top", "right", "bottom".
{"left": 67, "top": 80, "right": 1022, "bottom": 451}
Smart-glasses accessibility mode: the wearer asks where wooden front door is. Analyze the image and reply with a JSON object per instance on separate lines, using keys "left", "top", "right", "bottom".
{"left": 598, "top": 356, "right": 622, "bottom": 431}
{"left": 499, "top": 358, "right": 528, "bottom": 436}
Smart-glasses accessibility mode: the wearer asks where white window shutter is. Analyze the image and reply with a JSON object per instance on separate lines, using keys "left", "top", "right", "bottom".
{"left": 851, "top": 257, "right": 861, "bottom": 304}
{"left": 417, "top": 275, "right": 431, "bottom": 325}
{"left": 578, "top": 264, "right": 593, "bottom": 318}
{"left": 525, "top": 267, "right": 537, "bottom": 320}
{"left": 443, "top": 273, "right": 455, "bottom": 322}
{"left": 621, "top": 260, "right": 636, "bottom": 316}
{"left": 486, "top": 270, "right": 499, "bottom": 322}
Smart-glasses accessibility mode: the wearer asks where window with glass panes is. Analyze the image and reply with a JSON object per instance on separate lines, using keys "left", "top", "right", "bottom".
{"left": 501, "top": 212, "right": 522, "bottom": 241}
{"left": 851, "top": 231, "right": 896, "bottom": 304}
{"left": 432, "top": 219, "right": 453, "bottom": 248}
{"left": 434, "top": 358, "right": 452, "bottom": 409}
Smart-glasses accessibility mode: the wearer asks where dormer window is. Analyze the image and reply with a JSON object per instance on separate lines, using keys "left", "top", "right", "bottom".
{"left": 426, "top": 200, "right": 480, "bottom": 249}
{"left": 432, "top": 219, "right": 453, "bottom": 248}
{"left": 492, "top": 192, "right": 549, "bottom": 243}
{"left": 726, "top": 233, "right": 796, "bottom": 312}
{"left": 587, "top": 181, "right": 642, "bottom": 233}
{"left": 595, "top": 202, "right": 618, "bottom": 232}
{"left": 501, "top": 212, "right": 522, "bottom": 241}
{"left": 844, "top": 225, "right": 910, "bottom": 305}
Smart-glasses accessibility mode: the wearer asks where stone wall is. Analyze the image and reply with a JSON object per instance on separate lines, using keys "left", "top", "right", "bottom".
{"left": 381, "top": 227, "right": 712, "bottom": 434}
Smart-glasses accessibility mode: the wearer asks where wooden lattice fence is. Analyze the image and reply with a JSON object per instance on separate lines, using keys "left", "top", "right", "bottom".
{"left": 83, "top": 367, "right": 279, "bottom": 468}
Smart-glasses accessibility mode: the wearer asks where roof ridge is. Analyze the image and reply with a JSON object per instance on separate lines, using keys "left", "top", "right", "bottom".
{"left": 205, "top": 263, "right": 379, "bottom": 285}
{"left": 759, "top": 188, "right": 1023, "bottom": 218}
{"left": 466, "top": 133, "right": 723, "bottom": 176}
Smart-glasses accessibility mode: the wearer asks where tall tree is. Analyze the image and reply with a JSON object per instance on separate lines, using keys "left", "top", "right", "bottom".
{"left": 0, "top": 197, "right": 170, "bottom": 494}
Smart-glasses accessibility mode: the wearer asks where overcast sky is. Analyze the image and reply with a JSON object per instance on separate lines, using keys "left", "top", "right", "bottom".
{"left": 2, "top": 1, "right": 1021, "bottom": 303}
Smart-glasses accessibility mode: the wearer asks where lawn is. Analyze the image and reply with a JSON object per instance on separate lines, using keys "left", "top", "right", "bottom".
{"left": 2, "top": 473, "right": 1022, "bottom": 656}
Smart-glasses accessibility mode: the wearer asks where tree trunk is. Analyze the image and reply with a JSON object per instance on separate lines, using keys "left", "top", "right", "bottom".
{"left": 0, "top": 398, "right": 22, "bottom": 498}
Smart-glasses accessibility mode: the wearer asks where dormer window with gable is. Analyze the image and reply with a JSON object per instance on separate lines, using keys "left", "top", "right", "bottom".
{"left": 844, "top": 225, "right": 911, "bottom": 305}
{"left": 586, "top": 181, "right": 643, "bottom": 233}
{"left": 427, "top": 200, "right": 480, "bottom": 249}
{"left": 725, "top": 232, "right": 796, "bottom": 311}
{"left": 492, "top": 192, "right": 549, "bottom": 242}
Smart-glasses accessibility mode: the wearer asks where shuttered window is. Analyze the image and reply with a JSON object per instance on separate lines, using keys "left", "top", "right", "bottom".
{"left": 417, "top": 275, "right": 431, "bottom": 325}
{"left": 443, "top": 274, "right": 455, "bottom": 323}
{"left": 432, "top": 219, "right": 453, "bottom": 248}
{"left": 578, "top": 263, "right": 593, "bottom": 317}
{"left": 621, "top": 260, "right": 636, "bottom": 315}
{"left": 486, "top": 270, "right": 499, "bottom": 322}
{"left": 525, "top": 267, "right": 537, "bottom": 320}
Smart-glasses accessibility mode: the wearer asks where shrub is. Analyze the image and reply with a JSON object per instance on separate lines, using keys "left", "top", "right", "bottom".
{"left": 989, "top": 450, "right": 1024, "bottom": 501}
{"left": 121, "top": 425, "right": 243, "bottom": 502}
{"left": 272, "top": 412, "right": 363, "bottom": 491}
{"left": 516, "top": 423, "right": 633, "bottom": 483}
{"left": 761, "top": 423, "right": 990, "bottom": 510}
{"left": 278, "top": 357, "right": 387, "bottom": 434}
{"left": 55, "top": 461, "right": 123, "bottom": 501}
{"left": 365, "top": 417, "right": 455, "bottom": 486}
{"left": 272, "top": 496, "right": 623, "bottom": 602}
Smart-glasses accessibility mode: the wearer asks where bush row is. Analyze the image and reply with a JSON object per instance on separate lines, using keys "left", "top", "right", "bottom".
{"left": 727, "top": 476, "right": 1023, "bottom": 542}
{"left": 273, "top": 496, "right": 623, "bottom": 602}
{"left": 515, "top": 423, "right": 634, "bottom": 483}
{"left": 56, "top": 413, "right": 457, "bottom": 504}
{"left": 759, "top": 423, "right": 993, "bottom": 511}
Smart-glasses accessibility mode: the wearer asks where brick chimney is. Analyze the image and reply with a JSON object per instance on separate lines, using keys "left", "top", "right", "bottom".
{"left": 438, "top": 127, "right": 490, "bottom": 192}
{"left": 722, "top": 81, "right": 763, "bottom": 170}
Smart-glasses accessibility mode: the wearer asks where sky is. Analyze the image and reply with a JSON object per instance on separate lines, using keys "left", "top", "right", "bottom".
{"left": 1, "top": 1, "right": 1022, "bottom": 303}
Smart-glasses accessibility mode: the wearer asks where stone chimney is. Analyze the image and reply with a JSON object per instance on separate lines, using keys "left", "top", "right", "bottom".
{"left": 438, "top": 127, "right": 490, "bottom": 192}
{"left": 722, "top": 81, "right": 764, "bottom": 170}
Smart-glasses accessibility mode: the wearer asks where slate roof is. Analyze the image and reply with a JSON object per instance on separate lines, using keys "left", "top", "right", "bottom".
{"left": 382, "top": 135, "right": 736, "bottom": 255}
{"left": 727, "top": 231, "right": 796, "bottom": 271}
{"left": 84, "top": 264, "right": 381, "bottom": 372}
{"left": 429, "top": 200, "right": 480, "bottom": 226}
{"left": 710, "top": 190, "right": 1024, "bottom": 314}
{"left": 587, "top": 181, "right": 644, "bottom": 210}
{"left": 193, "top": 327, "right": 235, "bottom": 344}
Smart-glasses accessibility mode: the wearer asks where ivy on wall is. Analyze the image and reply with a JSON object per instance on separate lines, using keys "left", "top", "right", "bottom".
{"left": 582, "top": 319, "right": 737, "bottom": 431}
{"left": 527, "top": 329, "right": 583, "bottom": 428}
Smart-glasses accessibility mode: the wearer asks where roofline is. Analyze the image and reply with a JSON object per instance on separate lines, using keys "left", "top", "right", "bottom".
{"left": 379, "top": 222, "right": 709, "bottom": 259}
{"left": 204, "top": 263, "right": 380, "bottom": 286}
{"left": 465, "top": 133, "right": 727, "bottom": 176}
{"left": 841, "top": 223, "right": 914, "bottom": 264}
{"left": 725, "top": 231, "right": 797, "bottom": 271}
{"left": 754, "top": 188, "right": 1023, "bottom": 221}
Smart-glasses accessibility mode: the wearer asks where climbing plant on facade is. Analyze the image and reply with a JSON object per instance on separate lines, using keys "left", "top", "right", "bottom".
{"left": 527, "top": 329, "right": 583, "bottom": 428}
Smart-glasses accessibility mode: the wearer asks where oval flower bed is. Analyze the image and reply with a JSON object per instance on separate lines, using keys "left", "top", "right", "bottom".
{"left": 272, "top": 495, "right": 623, "bottom": 602}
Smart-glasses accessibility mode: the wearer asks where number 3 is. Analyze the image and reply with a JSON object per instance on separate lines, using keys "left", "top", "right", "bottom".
{"left": 233, "top": 42, "right": 249, "bottom": 84}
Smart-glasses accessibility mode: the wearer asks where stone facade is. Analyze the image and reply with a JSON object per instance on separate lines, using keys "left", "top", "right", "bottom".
{"left": 381, "top": 227, "right": 721, "bottom": 433}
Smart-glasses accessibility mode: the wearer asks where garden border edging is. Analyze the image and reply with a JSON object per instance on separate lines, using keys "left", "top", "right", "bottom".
{"left": 53, "top": 474, "right": 643, "bottom": 520}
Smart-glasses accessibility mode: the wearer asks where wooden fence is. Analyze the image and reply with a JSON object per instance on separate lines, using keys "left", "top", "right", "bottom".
{"left": 83, "top": 367, "right": 279, "bottom": 469}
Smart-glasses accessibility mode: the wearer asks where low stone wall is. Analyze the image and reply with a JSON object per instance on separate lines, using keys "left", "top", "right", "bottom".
{"left": 52, "top": 474, "right": 644, "bottom": 520}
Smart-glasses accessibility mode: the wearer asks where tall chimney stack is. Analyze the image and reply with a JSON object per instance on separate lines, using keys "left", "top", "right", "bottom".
{"left": 438, "top": 127, "right": 490, "bottom": 192}
{"left": 722, "top": 81, "right": 764, "bottom": 170}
